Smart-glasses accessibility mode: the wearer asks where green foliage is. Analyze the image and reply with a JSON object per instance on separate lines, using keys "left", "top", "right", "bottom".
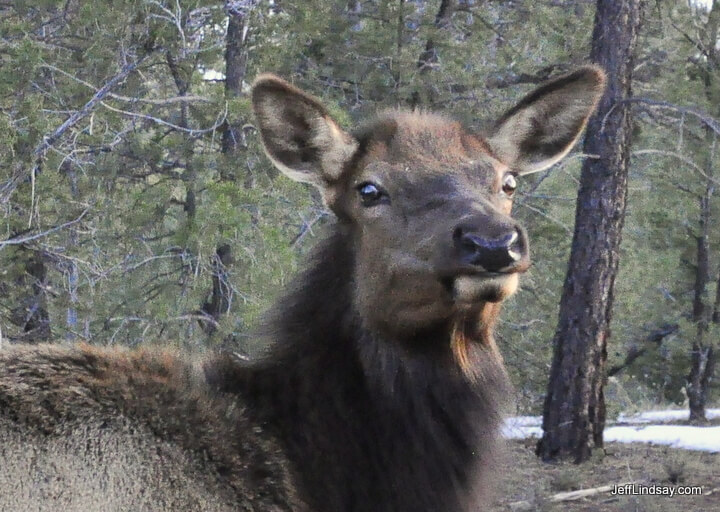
{"left": 0, "top": 0, "right": 718, "bottom": 413}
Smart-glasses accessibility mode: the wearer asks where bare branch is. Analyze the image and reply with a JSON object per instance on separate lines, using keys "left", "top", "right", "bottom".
{"left": 290, "top": 210, "right": 328, "bottom": 247}
{"left": 485, "top": 64, "right": 567, "bottom": 89}
{"left": 0, "top": 207, "right": 91, "bottom": 250}
{"left": 100, "top": 101, "right": 228, "bottom": 136}
{"left": 603, "top": 97, "right": 720, "bottom": 136}
{"left": 39, "top": 64, "right": 212, "bottom": 105}
{"left": 515, "top": 202, "right": 572, "bottom": 234}
{"left": 34, "top": 56, "right": 149, "bottom": 158}
{"left": 0, "top": 53, "right": 151, "bottom": 204}
{"left": 633, "top": 149, "right": 720, "bottom": 185}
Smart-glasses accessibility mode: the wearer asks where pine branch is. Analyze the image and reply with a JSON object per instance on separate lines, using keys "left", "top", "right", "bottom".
{"left": 0, "top": 53, "right": 152, "bottom": 204}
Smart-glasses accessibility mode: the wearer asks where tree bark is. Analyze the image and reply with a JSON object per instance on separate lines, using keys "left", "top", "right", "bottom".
{"left": 10, "top": 249, "right": 51, "bottom": 343}
{"left": 222, "top": 3, "right": 251, "bottom": 157}
{"left": 687, "top": 0, "right": 719, "bottom": 423}
{"left": 537, "top": 0, "right": 643, "bottom": 463}
{"left": 688, "top": 183, "right": 713, "bottom": 421}
{"left": 199, "top": 244, "right": 234, "bottom": 335}
{"left": 197, "top": 2, "right": 249, "bottom": 336}
{"left": 63, "top": 162, "right": 80, "bottom": 341}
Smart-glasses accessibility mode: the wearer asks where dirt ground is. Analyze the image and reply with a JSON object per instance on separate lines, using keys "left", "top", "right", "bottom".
{"left": 490, "top": 440, "right": 720, "bottom": 512}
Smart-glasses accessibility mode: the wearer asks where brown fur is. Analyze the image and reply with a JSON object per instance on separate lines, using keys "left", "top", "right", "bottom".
{"left": 1, "top": 67, "right": 605, "bottom": 511}
{"left": 0, "top": 343, "right": 303, "bottom": 511}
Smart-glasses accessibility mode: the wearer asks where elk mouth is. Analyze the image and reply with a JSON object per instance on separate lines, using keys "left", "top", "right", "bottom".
{"left": 448, "top": 272, "right": 520, "bottom": 305}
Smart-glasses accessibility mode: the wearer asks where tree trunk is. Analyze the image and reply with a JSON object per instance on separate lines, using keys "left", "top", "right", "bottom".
{"left": 687, "top": 0, "right": 719, "bottom": 423}
{"left": 222, "top": 3, "right": 251, "bottom": 157}
{"left": 196, "top": 2, "right": 250, "bottom": 336}
{"left": 10, "top": 249, "right": 51, "bottom": 343}
{"left": 686, "top": 239, "right": 719, "bottom": 421}
{"left": 688, "top": 183, "right": 713, "bottom": 421}
{"left": 689, "top": 212, "right": 720, "bottom": 421}
{"left": 63, "top": 161, "right": 79, "bottom": 341}
{"left": 347, "top": 0, "right": 363, "bottom": 32}
{"left": 537, "top": 0, "right": 643, "bottom": 463}
{"left": 199, "top": 244, "right": 234, "bottom": 335}
{"left": 392, "top": 0, "right": 404, "bottom": 86}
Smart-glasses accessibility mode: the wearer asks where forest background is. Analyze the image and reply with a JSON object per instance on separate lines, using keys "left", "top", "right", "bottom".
{"left": 1, "top": 0, "right": 718, "bottom": 421}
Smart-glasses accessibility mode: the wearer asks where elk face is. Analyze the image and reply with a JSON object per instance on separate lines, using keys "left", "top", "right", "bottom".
{"left": 252, "top": 68, "right": 605, "bottom": 339}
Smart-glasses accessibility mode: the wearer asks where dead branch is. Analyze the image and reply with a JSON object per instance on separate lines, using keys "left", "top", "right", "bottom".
{"left": 290, "top": 211, "right": 328, "bottom": 247}
{"left": 33, "top": 56, "right": 149, "bottom": 158}
{"left": 604, "top": 97, "right": 720, "bottom": 136}
{"left": 550, "top": 483, "right": 629, "bottom": 502}
{"left": 39, "top": 64, "right": 211, "bottom": 105}
{"left": 485, "top": 64, "right": 568, "bottom": 89}
{"left": 632, "top": 149, "right": 720, "bottom": 185}
{"left": 0, "top": 54, "right": 150, "bottom": 204}
{"left": 509, "top": 482, "right": 636, "bottom": 511}
{"left": 608, "top": 323, "right": 679, "bottom": 376}
{"left": 100, "top": 101, "right": 228, "bottom": 136}
{"left": 0, "top": 207, "right": 91, "bottom": 250}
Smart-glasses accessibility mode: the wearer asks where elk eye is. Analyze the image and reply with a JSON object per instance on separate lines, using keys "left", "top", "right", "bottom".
{"left": 357, "top": 182, "right": 387, "bottom": 207}
{"left": 501, "top": 173, "right": 517, "bottom": 197}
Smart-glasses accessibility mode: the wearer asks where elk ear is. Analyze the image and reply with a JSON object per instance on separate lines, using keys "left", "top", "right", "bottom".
{"left": 486, "top": 66, "right": 606, "bottom": 175}
{"left": 251, "top": 74, "right": 358, "bottom": 188}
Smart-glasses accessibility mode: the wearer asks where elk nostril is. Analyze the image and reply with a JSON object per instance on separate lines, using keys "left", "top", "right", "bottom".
{"left": 507, "top": 229, "right": 522, "bottom": 262}
{"left": 453, "top": 226, "right": 464, "bottom": 242}
{"left": 454, "top": 227, "right": 480, "bottom": 252}
{"left": 461, "top": 235, "right": 480, "bottom": 252}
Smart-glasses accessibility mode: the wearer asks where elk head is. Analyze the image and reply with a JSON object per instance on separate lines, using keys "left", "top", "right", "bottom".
{"left": 252, "top": 68, "right": 605, "bottom": 357}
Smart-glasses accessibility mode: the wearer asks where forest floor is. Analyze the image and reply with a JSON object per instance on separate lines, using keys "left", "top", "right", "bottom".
{"left": 491, "top": 440, "right": 720, "bottom": 512}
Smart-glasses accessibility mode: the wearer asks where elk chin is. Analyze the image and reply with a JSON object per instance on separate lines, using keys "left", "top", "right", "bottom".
{"left": 453, "top": 273, "right": 519, "bottom": 305}
{"left": 363, "top": 299, "right": 454, "bottom": 341}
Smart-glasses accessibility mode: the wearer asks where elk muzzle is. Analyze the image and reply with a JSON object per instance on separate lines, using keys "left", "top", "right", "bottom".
{"left": 453, "top": 223, "right": 528, "bottom": 273}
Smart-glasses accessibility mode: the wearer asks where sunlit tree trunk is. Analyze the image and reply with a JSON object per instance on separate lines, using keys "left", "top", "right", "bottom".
{"left": 537, "top": 0, "right": 644, "bottom": 463}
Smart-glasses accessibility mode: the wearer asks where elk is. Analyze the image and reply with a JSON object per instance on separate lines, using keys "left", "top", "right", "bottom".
{"left": 0, "top": 67, "right": 604, "bottom": 512}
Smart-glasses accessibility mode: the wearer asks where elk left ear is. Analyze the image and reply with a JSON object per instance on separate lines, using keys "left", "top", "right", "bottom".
{"left": 251, "top": 74, "right": 358, "bottom": 188}
{"left": 486, "top": 66, "right": 606, "bottom": 175}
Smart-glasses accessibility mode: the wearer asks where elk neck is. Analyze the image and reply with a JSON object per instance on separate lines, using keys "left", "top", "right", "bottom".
{"left": 214, "top": 225, "right": 509, "bottom": 511}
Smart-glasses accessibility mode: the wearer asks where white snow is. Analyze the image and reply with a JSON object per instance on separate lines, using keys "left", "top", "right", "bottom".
{"left": 202, "top": 69, "right": 225, "bottom": 81}
{"left": 617, "top": 408, "right": 720, "bottom": 424}
{"left": 691, "top": 0, "right": 714, "bottom": 12}
{"left": 505, "top": 415, "right": 542, "bottom": 427}
{"left": 502, "top": 409, "right": 720, "bottom": 453}
{"left": 502, "top": 423, "right": 542, "bottom": 440}
{"left": 605, "top": 425, "right": 720, "bottom": 452}
{"left": 501, "top": 417, "right": 542, "bottom": 440}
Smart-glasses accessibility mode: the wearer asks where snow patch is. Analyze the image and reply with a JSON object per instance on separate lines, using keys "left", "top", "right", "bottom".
{"left": 605, "top": 425, "right": 720, "bottom": 453}
{"left": 202, "top": 69, "right": 225, "bottom": 81}
{"left": 502, "top": 409, "right": 720, "bottom": 452}
{"left": 617, "top": 408, "right": 720, "bottom": 424}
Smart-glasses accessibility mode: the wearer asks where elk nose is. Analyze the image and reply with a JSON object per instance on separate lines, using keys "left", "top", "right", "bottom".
{"left": 453, "top": 225, "right": 526, "bottom": 272}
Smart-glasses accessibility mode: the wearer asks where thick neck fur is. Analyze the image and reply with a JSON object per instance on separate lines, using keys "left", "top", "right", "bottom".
{"left": 215, "top": 228, "right": 509, "bottom": 512}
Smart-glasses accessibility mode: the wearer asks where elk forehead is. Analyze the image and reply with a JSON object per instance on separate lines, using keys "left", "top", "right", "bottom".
{"left": 348, "top": 112, "right": 508, "bottom": 201}
{"left": 357, "top": 112, "right": 500, "bottom": 171}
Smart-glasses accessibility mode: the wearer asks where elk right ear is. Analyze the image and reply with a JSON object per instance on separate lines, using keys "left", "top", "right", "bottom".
{"left": 251, "top": 74, "right": 358, "bottom": 188}
{"left": 486, "top": 66, "right": 606, "bottom": 175}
